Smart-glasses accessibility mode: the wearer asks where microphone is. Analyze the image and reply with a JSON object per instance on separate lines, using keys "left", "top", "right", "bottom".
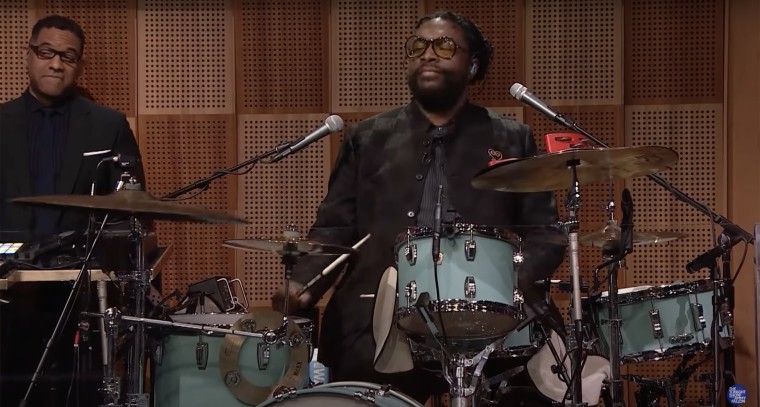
{"left": 509, "top": 83, "right": 574, "bottom": 128}
{"left": 432, "top": 185, "right": 443, "bottom": 262}
{"left": 269, "top": 115, "right": 344, "bottom": 163}
{"left": 686, "top": 246, "right": 726, "bottom": 274}
{"left": 99, "top": 153, "right": 140, "bottom": 169}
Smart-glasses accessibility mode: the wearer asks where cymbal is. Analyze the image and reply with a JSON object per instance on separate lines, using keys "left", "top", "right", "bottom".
{"left": 11, "top": 189, "right": 247, "bottom": 224}
{"left": 472, "top": 146, "right": 678, "bottom": 192}
{"left": 223, "top": 238, "right": 355, "bottom": 256}
{"left": 579, "top": 223, "right": 687, "bottom": 248}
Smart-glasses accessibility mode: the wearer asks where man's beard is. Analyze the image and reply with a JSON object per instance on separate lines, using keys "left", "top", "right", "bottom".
{"left": 407, "top": 69, "right": 468, "bottom": 113}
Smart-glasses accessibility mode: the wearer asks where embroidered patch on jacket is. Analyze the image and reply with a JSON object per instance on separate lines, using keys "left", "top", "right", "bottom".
{"left": 487, "top": 149, "right": 503, "bottom": 161}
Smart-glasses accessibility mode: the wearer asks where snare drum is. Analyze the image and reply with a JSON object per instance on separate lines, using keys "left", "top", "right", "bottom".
{"left": 154, "top": 313, "right": 313, "bottom": 407}
{"left": 258, "top": 381, "right": 422, "bottom": 406}
{"left": 395, "top": 224, "right": 523, "bottom": 343}
{"left": 592, "top": 279, "right": 732, "bottom": 363}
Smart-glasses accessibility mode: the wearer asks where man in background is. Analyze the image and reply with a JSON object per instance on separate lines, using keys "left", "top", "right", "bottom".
{"left": 0, "top": 15, "right": 143, "bottom": 406}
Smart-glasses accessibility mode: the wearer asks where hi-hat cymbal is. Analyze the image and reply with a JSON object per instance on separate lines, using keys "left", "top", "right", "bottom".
{"left": 11, "top": 189, "right": 247, "bottom": 224}
{"left": 223, "top": 238, "right": 355, "bottom": 256}
{"left": 472, "top": 146, "right": 678, "bottom": 193}
{"left": 579, "top": 223, "right": 687, "bottom": 248}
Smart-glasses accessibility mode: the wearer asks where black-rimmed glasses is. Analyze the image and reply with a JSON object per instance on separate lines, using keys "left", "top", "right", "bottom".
{"left": 28, "top": 44, "right": 80, "bottom": 65}
{"left": 405, "top": 36, "right": 465, "bottom": 59}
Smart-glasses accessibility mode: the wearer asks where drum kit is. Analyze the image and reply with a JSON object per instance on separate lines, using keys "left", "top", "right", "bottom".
{"left": 8, "top": 133, "right": 747, "bottom": 407}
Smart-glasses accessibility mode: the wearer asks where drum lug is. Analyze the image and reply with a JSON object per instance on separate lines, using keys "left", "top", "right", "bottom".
{"left": 649, "top": 309, "right": 664, "bottom": 339}
{"left": 513, "top": 288, "right": 524, "bottom": 308}
{"left": 195, "top": 338, "right": 208, "bottom": 370}
{"left": 405, "top": 243, "right": 417, "bottom": 266}
{"left": 464, "top": 239, "right": 476, "bottom": 261}
{"left": 354, "top": 389, "right": 377, "bottom": 403}
{"left": 669, "top": 333, "right": 694, "bottom": 344}
{"left": 690, "top": 303, "right": 707, "bottom": 331}
{"left": 464, "top": 276, "right": 476, "bottom": 299}
{"left": 405, "top": 280, "right": 418, "bottom": 303}
{"left": 257, "top": 343, "right": 271, "bottom": 370}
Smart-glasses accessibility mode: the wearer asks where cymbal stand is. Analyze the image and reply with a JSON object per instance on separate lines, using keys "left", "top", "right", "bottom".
{"left": 124, "top": 212, "right": 149, "bottom": 407}
{"left": 563, "top": 159, "right": 586, "bottom": 407}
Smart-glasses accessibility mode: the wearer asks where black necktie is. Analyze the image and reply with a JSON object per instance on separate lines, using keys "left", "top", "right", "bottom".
{"left": 33, "top": 108, "right": 58, "bottom": 235}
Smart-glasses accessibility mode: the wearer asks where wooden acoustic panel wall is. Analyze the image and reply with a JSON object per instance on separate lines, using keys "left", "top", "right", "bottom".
{"left": 236, "top": 0, "right": 329, "bottom": 114}
{"left": 625, "top": 105, "right": 725, "bottom": 285}
{"left": 331, "top": 0, "right": 424, "bottom": 112}
{"left": 0, "top": 1, "right": 33, "bottom": 103}
{"left": 236, "top": 115, "right": 331, "bottom": 305}
{"left": 429, "top": 0, "right": 524, "bottom": 107}
{"left": 625, "top": 0, "right": 724, "bottom": 105}
{"left": 40, "top": 0, "right": 136, "bottom": 115}
{"left": 138, "top": 115, "right": 237, "bottom": 296}
{"left": 526, "top": 0, "right": 622, "bottom": 106}
{"left": 137, "top": 0, "right": 234, "bottom": 115}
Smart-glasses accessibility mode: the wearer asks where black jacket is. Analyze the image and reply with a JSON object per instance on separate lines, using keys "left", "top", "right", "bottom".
{"left": 292, "top": 101, "right": 565, "bottom": 367}
{"left": 0, "top": 92, "right": 143, "bottom": 236}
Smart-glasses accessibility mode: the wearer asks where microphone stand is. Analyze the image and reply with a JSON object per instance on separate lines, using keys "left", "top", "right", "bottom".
{"left": 550, "top": 113, "right": 752, "bottom": 407}
{"left": 162, "top": 141, "right": 292, "bottom": 199}
{"left": 20, "top": 217, "right": 108, "bottom": 407}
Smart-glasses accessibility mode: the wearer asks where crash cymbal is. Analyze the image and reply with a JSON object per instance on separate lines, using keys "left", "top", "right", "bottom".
{"left": 472, "top": 146, "right": 678, "bottom": 193}
{"left": 11, "top": 189, "right": 247, "bottom": 224}
{"left": 579, "top": 222, "right": 687, "bottom": 248}
{"left": 223, "top": 238, "right": 355, "bottom": 256}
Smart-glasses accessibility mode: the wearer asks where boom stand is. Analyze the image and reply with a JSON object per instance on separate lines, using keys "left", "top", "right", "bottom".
{"left": 563, "top": 159, "right": 586, "bottom": 407}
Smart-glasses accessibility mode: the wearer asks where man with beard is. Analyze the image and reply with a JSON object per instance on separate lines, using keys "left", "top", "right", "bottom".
{"left": 273, "top": 11, "right": 565, "bottom": 403}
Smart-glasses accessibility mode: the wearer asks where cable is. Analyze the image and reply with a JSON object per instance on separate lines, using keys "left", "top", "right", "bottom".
{"left": 731, "top": 241, "right": 749, "bottom": 283}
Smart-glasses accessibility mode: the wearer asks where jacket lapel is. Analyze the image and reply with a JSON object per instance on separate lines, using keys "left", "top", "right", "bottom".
{"left": 1, "top": 97, "right": 32, "bottom": 197}
{"left": 57, "top": 96, "right": 91, "bottom": 194}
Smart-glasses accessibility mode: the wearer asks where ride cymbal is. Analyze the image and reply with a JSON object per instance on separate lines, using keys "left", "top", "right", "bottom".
{"left": 11, "top": 189, "right": 247, "bottom": 224}
{"left": 472, "top": 146, "right": 678, "bottom": 193}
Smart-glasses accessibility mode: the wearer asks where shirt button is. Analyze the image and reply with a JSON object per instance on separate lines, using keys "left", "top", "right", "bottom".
{"left": 415, "top": 174, "right": 423, "bottom": 181}
{"left": 407, "top": 211, "right": 415, "bottom": 218}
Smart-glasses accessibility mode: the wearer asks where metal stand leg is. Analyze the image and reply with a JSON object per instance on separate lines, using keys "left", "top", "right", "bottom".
{"left": 125, "top": 219, "right": 149, "bottom": 407}
{"left": 564, "top": 159, "right": 587, "bottom": 407}
{"left": 100, "top": 308, "right": 122, "bottom": 407}
{"left": 607, "top": 260, "right": 625, "bottom": 407}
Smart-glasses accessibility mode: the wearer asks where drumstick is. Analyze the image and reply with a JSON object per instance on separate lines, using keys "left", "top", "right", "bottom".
{"left": 297, "top": 233, "right": 371, "bottom": 297}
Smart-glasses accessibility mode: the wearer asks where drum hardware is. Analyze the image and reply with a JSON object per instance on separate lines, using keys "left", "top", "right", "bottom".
{"left": 260, "top": 381, "right": 424, "bottom": 406}
{"left": 13, "top": 182, "right": 247, "bottom": 406}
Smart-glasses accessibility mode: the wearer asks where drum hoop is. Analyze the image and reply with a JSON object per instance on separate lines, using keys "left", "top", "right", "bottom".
{"left": 596, "top": 278, "right": 721, "bottom": 305}
{"left": 621, "top": 343, "right": 710, "bottom": 364}
{"left": 397, "top": 300, "right": 524, "bottom": 324}
{"left": 320, "top": 381, "right": 423, "bottom": 406}
{"left": 394, "top": 224, "right": 519, "bottom": 247}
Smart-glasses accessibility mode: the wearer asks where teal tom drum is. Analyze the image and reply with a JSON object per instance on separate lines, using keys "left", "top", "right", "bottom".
{"left": 395, "top": 224, "right": 524, "bottom": 345}
{"left": 592, "top": 279, "right": 733, "bottom": 363}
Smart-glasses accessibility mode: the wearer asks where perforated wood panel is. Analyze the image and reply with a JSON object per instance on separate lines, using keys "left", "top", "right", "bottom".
{"left": 625, "top": 105, "right": 724, "bottom": 287}
{"left": 40, "top": 0, "right": 136, "bottom": 115}
{"left": 331, "top": 0, "right": 423, "bottom": 112}
{"left": 625, "top": 0, "right": 723, "bottom": 105}
{"left": 138, "top": 115, "right": 237, "bottom": 295}
{"left": 429, "top": 0, "right": 523, "bottom": 107}
{"left": 236, "top": 0, "right": 328, "bottom": 113}
{"left": 525, "top": 0, "right": 622, "bottom": 106}
{"left": 0, "top": 1, "right": 33, "bottom": 103}
{"left": 237, "top": 115, "right": 332, "bottom": 305}
{"left": 137, "top": 0, "right": 234, "bottom": 115}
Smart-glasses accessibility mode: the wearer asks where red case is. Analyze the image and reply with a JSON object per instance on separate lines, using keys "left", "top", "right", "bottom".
{"left": 544, "top": 132, "right": 595, "bottom": 153}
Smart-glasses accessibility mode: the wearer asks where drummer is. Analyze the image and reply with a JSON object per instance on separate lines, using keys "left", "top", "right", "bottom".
{"left": 273, "top": 11, "right": 566, "bottom": 404}
{"left": 0, "top": 15, "right": 143, "bottom": 406}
